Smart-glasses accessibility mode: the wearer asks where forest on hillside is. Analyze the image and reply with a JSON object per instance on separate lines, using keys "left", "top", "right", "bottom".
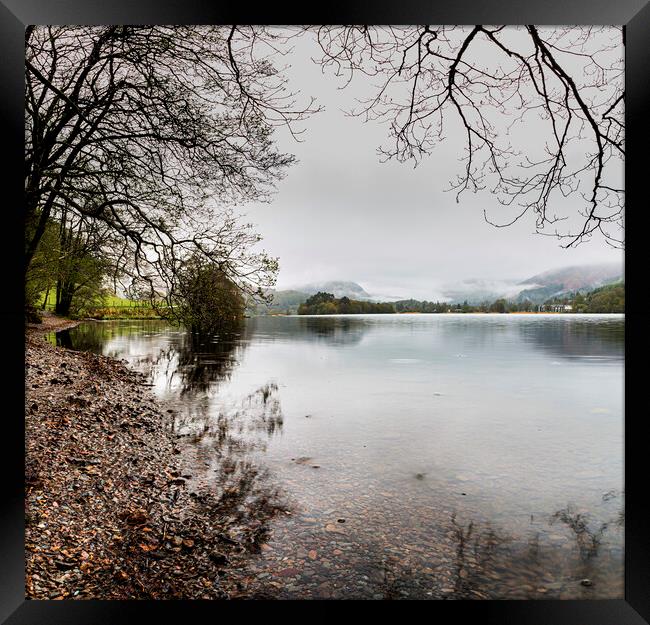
{"left": 296, "top": 283, "right": 625, "bottom": 315}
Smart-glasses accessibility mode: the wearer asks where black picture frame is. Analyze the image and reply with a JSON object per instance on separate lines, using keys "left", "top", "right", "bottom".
{"left": 2, "top": 1, "right": 648, "bottom": 622}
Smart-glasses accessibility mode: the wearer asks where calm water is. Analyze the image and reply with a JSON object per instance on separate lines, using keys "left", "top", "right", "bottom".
{"left": 54, "top": 314, "right": 624, "bottom": 599}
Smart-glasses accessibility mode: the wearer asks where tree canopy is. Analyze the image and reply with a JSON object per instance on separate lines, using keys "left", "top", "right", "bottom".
{"left": 25, "top": 26, "right": 624, "bottom": 323}
{"left": 167, "top": 256, "right": 246, "bottom": 334}
{"left": 298, "top": 292, "right": 395, "bottom": 315}
{"left": 25, "top": 26, "right": 318, "bottom": 309}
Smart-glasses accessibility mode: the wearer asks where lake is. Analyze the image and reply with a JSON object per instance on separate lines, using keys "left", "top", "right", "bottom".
{"left": 53, "top": 313, "right": 624, "bottom": 599}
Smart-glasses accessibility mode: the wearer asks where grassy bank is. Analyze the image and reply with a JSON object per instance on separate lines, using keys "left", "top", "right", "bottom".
{"left": 37, "top": 292, "right": 162, "bottom": 320}
{"left": 86, "top": 305, "right": 161, "bottom": 320}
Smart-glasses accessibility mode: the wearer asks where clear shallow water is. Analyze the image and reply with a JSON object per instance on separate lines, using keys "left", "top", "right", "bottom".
{"left": 54, "top": 314, "right": 624, "bottom": 599}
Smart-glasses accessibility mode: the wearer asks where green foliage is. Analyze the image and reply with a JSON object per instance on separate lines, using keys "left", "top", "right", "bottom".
{"left": 393, "top": 298, "right": 536, "bottom": 313}
{"left": 25, "top": 219, "right": 61, "bottom": 310}
{"left": 394, "top": 299, "right": 451, "bottom": 313}
{"left": 296, "top": 293, "right": 544, "bottom": 315}
{"left": 166, "top": 257, "right": 246, "bottom": 334}
{"left": 583, "top": 282, "right": 624, "bottom": 313}
{"left": 298, "top": 292, "right": 395, "bottom": 315}
{"left": 25, "top": 215, "right": 111, "bottom": 318}
{"left": 293, "top": 284, "right": 624, "bottom": 317}
{"left": 489, "top": 298, "right": 508, "bottom": 313}
{"left": 250, "top": 282, "right": 625, "bottom": 318}
{"left": 60, "top": 254, "right": 111, "bottom": 317}
{"left": 88, "top": 305, "right": 161, "bottom": 320}
{"left": 572, "top": 292, "right": 587, "bottom": 312}
{"left": 542, "top": 282, "right": 624, "bottom": 313}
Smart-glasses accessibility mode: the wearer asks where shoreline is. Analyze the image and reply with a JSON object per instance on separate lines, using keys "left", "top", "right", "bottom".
{"left": 24, "top": 314, "right": 624, "bottom": 600}
{"left": 26, "top": 312, "right": 82, "bottom": 335}
{"left": 25, "top": 317, "right": 246, "bottom": 599}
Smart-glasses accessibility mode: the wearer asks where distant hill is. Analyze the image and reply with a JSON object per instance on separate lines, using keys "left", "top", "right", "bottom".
{"left": 442, "top": 263, "right": 622, "bottom": 305}
{"left": 248, "top": 289, "right": 310, "bottom": 315}
{"left": 250, "top": 281, "right": 374, "bottom": 315}
{"left": 249, "top": 264, "right": 623, "bottom": 315}
{"left": 515, "top": 263, "right": 623, "bottom": 303}
{"left": 442, "top": 279, "right": 515, "bottom": 305}
{"left": 581, "top": 281, "right": 625, "bottom": 313}
{"left": 294, "top": 280, "right": 373, "bottom": 300}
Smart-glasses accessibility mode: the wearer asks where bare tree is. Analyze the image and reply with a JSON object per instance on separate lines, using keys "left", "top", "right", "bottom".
{"left": 313, "top": 26, "right": 624, "bottom": 247}
{"left": 25, "top": 26, "right": 319, "bottom": 303}
{"left": 25, "top": 24, "right": 624, "bottom": 311}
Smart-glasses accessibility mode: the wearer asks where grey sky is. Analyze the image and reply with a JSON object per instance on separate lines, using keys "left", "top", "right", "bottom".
{"left": 243, "top": 29, "right": 624, "bottom": 301}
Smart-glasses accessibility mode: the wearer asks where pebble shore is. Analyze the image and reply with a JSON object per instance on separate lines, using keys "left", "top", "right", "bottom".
{"left": 25, "top": 319, "right": 246, "bottom": 599}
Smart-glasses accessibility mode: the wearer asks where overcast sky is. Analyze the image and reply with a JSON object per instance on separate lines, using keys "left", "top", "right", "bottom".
{"left": 243, "top": 29, "right": 624, "bottom": 300}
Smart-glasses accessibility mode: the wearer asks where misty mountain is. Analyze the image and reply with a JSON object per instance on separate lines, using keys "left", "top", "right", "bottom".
{"left": 251, "top": 264, "right": 623, "bottom": 315}
{"left": 294, "top": 280, "right": 373, "bottom": 300}
{"left": 515, "top": 263, "right": 623, "bottom": 303}
{"left": 442, "top": 279, "right": 517, "bottom": 305}
{"left": 247, "top": 289, "right": 310, "bottom": 315}
{"left": 443, "top": 263, "right": 622, "bottom": 305}
{"left": 250, "top": 281, "right": 385, "bottom": 315}
{"left": 250, "top": 281, "right": 381, "bottom": 315}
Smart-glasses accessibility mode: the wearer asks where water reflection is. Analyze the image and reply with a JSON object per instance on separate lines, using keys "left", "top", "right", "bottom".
{"left": 54, "top": 316, "right": 624, "bottom": 599}
{"left": 179, "top": 380, "right": 289, "bottom": 558}
{"left": 246, "top": 315, "right": 371, "bottom": 346}
{"left": 55, "top": 320, "right": 290, "bottom": 565}
{"left": 53, "top": 319, "right": 171, "bottom": 353}
{"left": 517, "top": 316, "right": 624, "bottom": 363}
{"left": 173, "top": 329, "right": 247, "bottom": 396}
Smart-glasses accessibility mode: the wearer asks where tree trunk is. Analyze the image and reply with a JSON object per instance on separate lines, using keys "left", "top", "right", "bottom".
{"left": 55, "top": 280, "right": 75, "bottom": 316}
{"left": 41, "top": 284, "right": 51, "bottom": 310}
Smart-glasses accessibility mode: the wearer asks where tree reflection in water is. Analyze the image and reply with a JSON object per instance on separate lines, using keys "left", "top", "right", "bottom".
{"left": 171, "top": 324, "right": 249, "bottom": 397}
{"left": 184, "top": 384, "right": 289, "bottom": 555}
{"left": 167, "top": 335, "right": 289, "bottom": 556}
{"left": 126, "top": 325, "right": 291, "bottom": 559}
